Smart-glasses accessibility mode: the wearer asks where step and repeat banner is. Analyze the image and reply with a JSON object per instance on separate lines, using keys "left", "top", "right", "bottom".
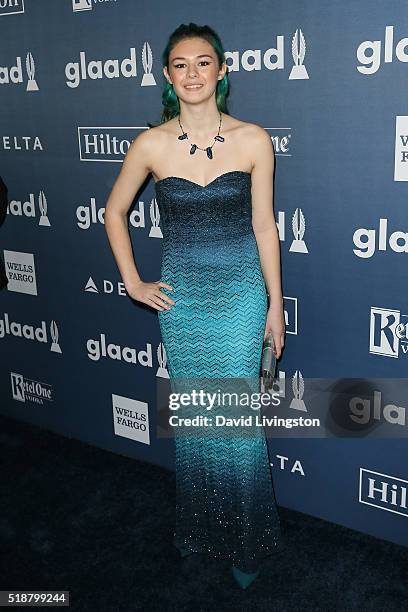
{"left": 1, "top": 1, "right": 407, "bottom": 550}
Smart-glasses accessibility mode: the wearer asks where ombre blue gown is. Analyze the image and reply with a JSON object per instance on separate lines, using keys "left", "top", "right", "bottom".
{"left": 155, "top": 170, "right": 282, "bottom": 573}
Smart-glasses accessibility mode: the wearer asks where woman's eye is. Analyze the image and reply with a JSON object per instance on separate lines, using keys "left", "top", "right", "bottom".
{"left": 174, "top": 61, "right": 210, "bottom": 69}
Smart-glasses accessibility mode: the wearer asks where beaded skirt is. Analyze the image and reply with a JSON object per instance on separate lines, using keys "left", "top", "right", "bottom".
{"left": 155, "top": 170, "right": 282, "bottom": 572}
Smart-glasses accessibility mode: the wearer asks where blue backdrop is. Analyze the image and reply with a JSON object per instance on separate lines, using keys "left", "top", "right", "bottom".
{"left": 1, "top": 0, "right": 407, "bottom": 550}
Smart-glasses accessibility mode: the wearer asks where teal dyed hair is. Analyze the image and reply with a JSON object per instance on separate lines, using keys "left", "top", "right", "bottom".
{"left": 148, "top": 22, "right": 230, "bottom": 127}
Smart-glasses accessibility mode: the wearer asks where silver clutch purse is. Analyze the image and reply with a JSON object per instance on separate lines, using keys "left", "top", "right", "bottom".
{"left": 262, "top": 331, "right": 277, "bottom": 389}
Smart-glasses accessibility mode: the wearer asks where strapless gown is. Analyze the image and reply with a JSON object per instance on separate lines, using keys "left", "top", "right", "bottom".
{"left": 155, "top": 170, "right": 282, "bottom": 572}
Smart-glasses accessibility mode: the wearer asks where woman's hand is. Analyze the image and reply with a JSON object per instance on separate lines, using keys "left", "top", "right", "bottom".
{"left": 264, "top": 302, "right": 285, "bottom": 359}
{"left": 126, "top": 279, "right": 175, "bottom": 312}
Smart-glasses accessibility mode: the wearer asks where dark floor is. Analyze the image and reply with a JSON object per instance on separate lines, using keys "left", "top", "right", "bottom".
{"left": 0, "top": 414, "right": 407, "bottom": 612}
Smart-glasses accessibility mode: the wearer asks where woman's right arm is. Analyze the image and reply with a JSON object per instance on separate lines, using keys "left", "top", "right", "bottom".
{"left": 104, "top": 130, "right": 174, "bottom": 312}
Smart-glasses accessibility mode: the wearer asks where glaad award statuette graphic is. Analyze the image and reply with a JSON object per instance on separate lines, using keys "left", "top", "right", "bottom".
{"left": 289, "top": 208, "right": 308, "bottom": 253}
{"left": 38, "top": 190, "right": 51, "bottom": 227}
{"left": 26, "top": 51, "right": 39, "bottom": 92}
{"left": 289, "top": 370, "right": 307, "bottom": 412}
{"left": 289, "top": 28, "right": 309, "bottom": 80}
{"left": 149, "top": 198, "right": 163, "bottom": 238}
{"left": 156, "top": 343, "right": 169, "bottom": 378}
{"left": 50, "top": 320, "right": 62, "bottom": 354}
{"left": 141, "top": 42, "right": 156, "bottom": 87}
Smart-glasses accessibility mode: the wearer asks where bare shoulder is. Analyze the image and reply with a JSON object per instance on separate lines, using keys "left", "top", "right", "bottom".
{"left": 226, "top": 116, "right": 274, "bottom": 168}
{"left": 125, "top": 120, "right": 176, "bottom": 173}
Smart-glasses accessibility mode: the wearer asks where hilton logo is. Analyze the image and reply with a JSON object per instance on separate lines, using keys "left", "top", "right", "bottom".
{"left": 359, "top": 468, "right": 408, "bottom": 518}
{"left": 0, "top": 0, "right": 24, "bottom": 16}
{"left": 78, "top": 127, "right": 142, "bottom": 162}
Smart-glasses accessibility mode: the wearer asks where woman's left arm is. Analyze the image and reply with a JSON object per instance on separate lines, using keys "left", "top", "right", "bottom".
{"left": 250, "top": 126, "right": 285, "bottom": 358}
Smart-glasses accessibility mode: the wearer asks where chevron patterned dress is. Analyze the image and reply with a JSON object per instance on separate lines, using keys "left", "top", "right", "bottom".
{"left": 155, "top": 170, "right": 282, "bottom": 572}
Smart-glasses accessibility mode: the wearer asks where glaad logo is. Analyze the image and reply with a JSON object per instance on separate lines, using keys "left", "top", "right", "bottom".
{"left": 226, "top": 28, "right": 309, "bottom": 80}
{"left": 394, "top": 116, "right": 408, "bottom": 181}
{"left": 7, "top": 190, "right": 51, "bottom": 225}
{"left": 11, "top": 372, "right": 54, "bottom": 405}
{"left": 86, "top": 333, "right": 153, "bottom": 366}
{"left": 112, "top": 394, "right": 150, "bottom": 445}
{"left": 0, "top": 51, "right": 38, "bottom": 90}
{"left": 350, "top": 390, "right": 406, "bottom": 426}
{"left": 353, "top": 218, "right": 408, "bottom": 258}
{"left": 84, "top": 276, "right": 128, "bottom": 296}
{"left": 359, "top": 468, "right": 408, "bottom": 517}
{"left": 66, "top": 48, "right": 137, "bottom": 88}
{"left": 357, "top": 25, "right": 408, "bottom": 75}
{"left": 369, "top": 306, "right": 408, "bottom": 358}
{"left": 0, "top": 0, "right": 25, "bottom": 16}
{"left": 65, "top": 44, "right": 156, "bottom": 88}
{"left": 75, "top": 194, "right": 161, "bottom": 235}
{"left": 3, "top": 250, "right": 37, "bottom": 295}
{"left": 0, "top": 313, "right": 62, "bottom": 353}
{"left": 275, "top": 208, "right": 309, "bottom": 253}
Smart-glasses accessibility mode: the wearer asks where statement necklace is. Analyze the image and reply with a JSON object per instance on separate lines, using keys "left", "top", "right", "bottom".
{"left": 177, "top": 111, "right": 225, "bottom": 159}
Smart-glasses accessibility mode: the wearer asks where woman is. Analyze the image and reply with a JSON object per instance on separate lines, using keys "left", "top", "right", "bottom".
{"left": 104, "top": 22, "right": 285, "bottom": 589}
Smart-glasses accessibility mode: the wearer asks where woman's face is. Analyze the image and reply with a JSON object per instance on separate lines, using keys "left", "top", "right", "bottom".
{"left": 164, "top": 37, "right": 226, "bottom": 101}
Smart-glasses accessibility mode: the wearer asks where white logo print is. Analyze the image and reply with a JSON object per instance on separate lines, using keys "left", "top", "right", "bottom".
{"left": 11, "top": 371, "right": 54, "bottom": 404}
{"left": 3, "top": 250, "right": 37, "bottom": 295}
{"left": 149, "top": 198, "right": 163, "bottom": 238}
{"left": 156, "top": 342, "right": 169, "bottom": 378}
{"left": 353, "top": 218, "right": 408, "bottom": 258}
{"left": 289, "top": 370, "right": 307, "bottom": 412}
{"left": 7, "top": 190, "right": 51, "bottom": 225}
{"left": 84, "top": 276, "right": 127, "bottom": 296}
{"left": 359, "top": 468, "right": 408, "bottom": 517}
{"left": 225, "top": 28, "right": 309, "bottom": 79}
{"left": 112, "top": 394, "right": 150, "bottom": 445}
{"left": 65, "top": 48, "right": 138, "bottom": 88}
{"left": 72, "top": 0, "right": 92, "bottom": 11}
{"left": 0, "top": 313, "right": 62, "bottom": 353}
{"left": 289, "top": 208, "right": 309, "bottom": 253}
{"left": 357, "top": 25, "right": 408, "bottom": 75}
{"left": 369, "top": 306, "right": 408, "bottom": 358}
{"left": 394, "top": 116, "right": 408, "bottom": 181}
{"left": 0, "top": 1, "right": 25, "bottom": 16}
{"left": 0, "top": 51, "right": 38, "bottom": 90}
{"left": 289, "top": 29, "right": 309, "bottom": 80}
{"left": 141, "top": 42, "right": 156, "bottom": 87}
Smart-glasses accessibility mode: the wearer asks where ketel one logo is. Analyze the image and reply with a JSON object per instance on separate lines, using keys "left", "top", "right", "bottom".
{"left": 370, "top": 306, "right": 408, "bottom": 358}
{"left": 0, "top": 51, "right": 39, "bottom": 90}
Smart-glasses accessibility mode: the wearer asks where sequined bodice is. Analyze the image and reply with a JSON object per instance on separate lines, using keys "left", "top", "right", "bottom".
{"left": 154, "top": 170, "right": 253, "bottom": 244}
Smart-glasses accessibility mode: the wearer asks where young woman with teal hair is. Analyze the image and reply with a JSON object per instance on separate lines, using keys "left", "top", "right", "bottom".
{"left": 105, "top": 21, "right": 285, "bottom": 590}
